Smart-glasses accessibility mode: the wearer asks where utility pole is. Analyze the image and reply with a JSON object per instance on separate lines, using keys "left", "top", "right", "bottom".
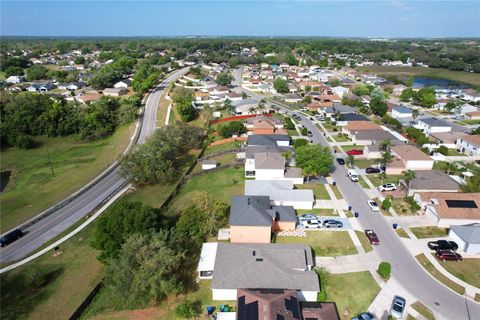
{"left": 46, "top": 146, "right": 55, "bottom": 177}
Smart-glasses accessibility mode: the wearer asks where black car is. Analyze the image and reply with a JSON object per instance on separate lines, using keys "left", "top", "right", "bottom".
{"left": 0, "top": 229, "right": 24, "bottom": 247}
{"left": 428, "top": 240, "right": 458, "bottom": 251}
{"left": 336, "top": 158, "right": 345, "bottom": 165}
{"left": 365, "top": 167, "right": 381, "bottom": 174}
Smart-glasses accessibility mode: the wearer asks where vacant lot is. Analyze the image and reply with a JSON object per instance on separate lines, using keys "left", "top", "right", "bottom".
{"left": 416, "top": 254, "right": 465, "bottom": 295}
{"left": 0, "top": 125, "right": 133, "bottom": 232}
{"left": 276, "top": 231, "right": 357, "bottom": 256}
{"left": 325, "top": 271, "right": 380, "bottom": 319}
{"left": 440, "top": 258, "right": 480, "bottom": 289}
{"left": 410, "top": 226, "right": 448, "bottom": 239}
{"left": 0, "top": 223, "right": 103, "bottom": 320}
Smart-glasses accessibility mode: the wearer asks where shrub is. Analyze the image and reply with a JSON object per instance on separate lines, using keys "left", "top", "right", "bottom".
{"left": 24, "top": 268, "right": 49, "bottom": 289}
{"left": 405, "top": 196, "right": 421, "bottom": 211}
{"left": 377, "top": 261, "right": 391, "bottom": 279}
{"left": 437, "top": 145, "right": 449, "bottom": 155}
{"left": 301, "top": 127, "right": 308, "bottom": 135}
{"left": 315, "top": 267, "right": 330, "bottom": 302}
{"left": 175, "top": 299, "right": 202, "bottom": 319}
{"left": 382, "top": 197, "right": 392, "bottom": 210}
{"left": 294, "top": 138, "right": 309, "bottom": 149}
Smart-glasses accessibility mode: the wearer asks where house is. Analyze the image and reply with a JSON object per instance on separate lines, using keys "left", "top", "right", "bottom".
{"left": 466, "top": 111, "right": 480, "bottom": 120}
{"left": 245, "top": 116, "right": 284, "bottom": 135}
{"left": 197, "top": 242, "right": 319, "bottom": 301}
{"left": 400, "top": 170, "right": 460, "bottom": 196}
{"left": 455, "top": 104, "right": 478, "bottom": 116}
{"left": 225, "top": 92, "right": 242, "bottom": 101}
{"left": 247, "top": 134, "right": 290, "bottom": 147}
{"left": 76, "top": 92, "right": 103, "bottom": 104}
{"left": 202, "top": 159, "right": 217, "bottom": 171}
{"left": 244, "top": 180, "right": 314, "bottom": 210}
{"left": 335, "top": 113, "right": 369, "bottom": 126}
{"left": 363, "top": 145, "right": 383, "bottom": 159}
{"left": 449, "top": 224, "right": 480, "bottom": 255}
{"left": 350, "top": 129, "right": 398, "bottom": 146}
{"left": 342, "top": 121, "right": 382, "bottom": 136}
{"left": 415, "top": 118, "right": 452, "bottom": 135}
{"left": 113, "top": 79, "right": 131, "bottom": 88}
{"left": 414, "top": 192, "right": 480, "bottom": 227}
{"left": 66, "top": 82, "right": 86, "bottom": 91}
{"left": 332, "top": 86, "right": 349, "bottom": 98}
{"left": 229, "top": 195, "right": 296, "bottom": 243}
{"left": 245, "top": 151, "right": 303, "bottom": 184}
{"left": 392, "top": 84, "right": 407, "bottom": 96}
{"left": 386, "top": 144, "right": 434, "bottom": 175}
{"left": 285, "top": 94, "right": 302, "bottom": 103}
{"left": 462, "top": 89, "right": 480, "bottom": 102}
{"left": 429, "top": 131, "right": 466, "bottom": 147}
{"left": 456, "top": 135, "right": 480, "bottom": 156}
{"left": 27, "top": 82, "right": 56, "bottom": 92}
{"left": 6, "top": 75, "right": 25, "bottom": 84}
{"left": 103, "top": 87, "right": 128, "bottom": 97}
{"left": 391, "top": 106, "right": 413, "bottom": 119}
{"left": 233, "top": 99, "right": 258, "bottom": 115}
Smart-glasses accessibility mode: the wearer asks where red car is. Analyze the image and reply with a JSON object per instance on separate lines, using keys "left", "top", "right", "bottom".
{"left": 365, "top": 229, "right": 379, "bottom": 245}
{"left": 347, "top": 149, "right": 363, "bottom": 155}
{"left": 435, "top": 250, "right": 463, "bottom": 262}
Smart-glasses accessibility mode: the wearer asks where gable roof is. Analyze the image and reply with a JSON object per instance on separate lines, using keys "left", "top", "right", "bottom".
{"left": 352, "top": 129, "right": 398, "bottom": 142}
{"left": 392, "top": 144, "right": 431, "bottom": 161}
{"left": 237, "top": 288, "right": 301, "bottom": 320}
{"left": 247, "top": 134, "right": 290, "bottom": 146}
{"left": 255, "top": 152, "right": 285, "bottom": 170}
{"left": 244, "top": 180, "right": 314, "bottom": 204}
{"left": 463, "top": 135, "right": 480, "bottom": 147}
{"left": 393, "top": 106, "right": 412, "bottom": 114}
{"left": 344, "top": 121, "right": 381, "bottom": 132}
{"left": 229, "top": 195, "right": 274, "bottom": 227}
{"left": 408, "top": 170, "right": 460, "bottom": 191}
{"left": 418, "top": 117, "right": 451, "bottom": 128}
{"left": 339, "top": 113, "right": 368, "bottom": 122}
{"left": 450, "top": 224, "right": 480, "bottom": 244}
{"left": 245, "top": 145, "right": 294, "bottom": 159}
{"left": 417, "top": 192, "right": 480, "bottom": 220}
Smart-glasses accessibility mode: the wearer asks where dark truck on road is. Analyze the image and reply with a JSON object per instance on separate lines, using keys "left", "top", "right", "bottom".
{"left": 0, "top": 229, "right": 24, "bottom": 247}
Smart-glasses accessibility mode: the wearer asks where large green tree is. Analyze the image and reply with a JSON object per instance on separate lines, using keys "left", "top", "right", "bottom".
{"left": 295, "top": 144, "right": 333, "bottom": 180}
{"left": 273, "top": 78, "right": 289, "bottom": 94}
{"left": 216, "top": 72, "right": 233, "bottom": 86}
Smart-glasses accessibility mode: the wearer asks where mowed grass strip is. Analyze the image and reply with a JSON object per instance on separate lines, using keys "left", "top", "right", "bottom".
{"left": 276, "top": 231, "right": 357, "bottom": 257}
{"left": 415, "top": 254, "right": 465, "bottom": 295}
{"left": 0, "top": 124, "right": 134, "bottom": 232}
{"left": 410, "top": 226, "right": 448, "bottom": 239}
{"left": 355, "top": 230, "right": 373, "bottom": 253}
{"left": 411, "top": 301, "right": 435, "bottom": 320}
{"left": 440, "top": 258, "right": 480, "bottom": 289}
{"left": 325, "top": 271, "right": 380, "bottom": 318}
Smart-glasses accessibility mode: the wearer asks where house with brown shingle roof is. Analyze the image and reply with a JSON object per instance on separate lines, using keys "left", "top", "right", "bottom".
{"left": 386, "top": 144, "right": 434, "bottom": 175}
{"left": 456, "top": 135, "right": 480, "bottom": 156}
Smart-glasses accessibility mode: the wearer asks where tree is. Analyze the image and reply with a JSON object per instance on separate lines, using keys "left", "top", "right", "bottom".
{"left": 74, "top": 56, "right": 86, "bottom": 64}
{"left": 296, "top": 145, "right": 333, "bottom": 180}
{"left": 175, "top": 300, "right": 202, "bottom": 319}
{"left": 382, "top": 197, "right": 392, "bottom": 210}
{"left": 5, "top": 66, "right": 24, "bottom": 77}
{"left": 346, "top": 154, "right": 355, "bottom": 167}
{"left": 377, "top": 261, "right": 391, "bottom": 279}
{"left": 219, "top": 121, "right": 246, "bottom": 138}
{"left": 403, "top": 170, "right": 416, "bottom": 189}
{"left": 216, "top": 72, "right": 233, "bottom": 86}
{"left": 26, "top": 65, "right": 48, "bottom": 81}
{"left": 437, "top": 145, "right": 449, "bottom": 155}
{"left": 171, "top": 87, "right": 197, "bottom": 122}
{"left": 413, "top": 87, "right": 436, "bottom": 108}
{"left": 273, "top": 78, "right": 289, "bottom": 94}
{"left": 93, "top": 200, "right": 165, "bottom": 262}
{"left": 294, "top": 138, "right": 308, "bottom": 149}
{"left": 380, "top": 150, "right": 394, "bottom": 167}
{"left": 104, "top": 231, "right": 186, "bottom": 308}
{"left": 406, "top": 127, "right": 429, "bottom": 145}
{"left": 400, "top": 88, "right": 413, "bottom": 102}
{"left": 370, "top": 98, "right": 387, "bottom": 116}
{"left": 461, "top": 176, "right": 480, "bottom": 192}
{"left": 380, "top": 139, "right": 391, "bottom": 151}
{"left": 328, "top": 78, "right": 340, "bottom": 87}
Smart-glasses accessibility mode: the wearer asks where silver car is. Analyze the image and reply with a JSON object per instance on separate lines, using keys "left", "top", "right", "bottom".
{"left": 389, "top": 296, "right": 406, "bottom": 319}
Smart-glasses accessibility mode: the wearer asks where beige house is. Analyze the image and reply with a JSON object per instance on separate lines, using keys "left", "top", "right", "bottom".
{"left": 386, "top": 144, "right": 434, "bottom": 175}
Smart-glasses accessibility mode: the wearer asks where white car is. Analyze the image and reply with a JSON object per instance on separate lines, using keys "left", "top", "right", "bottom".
{"left": 378, "top": 183, "right": 397, "bottom": 192}
{"left": 300, "top": 219, "right": 321, "bottom": 229}
{"left": 367, "top": 200, "right": 380, "bottom": 211}
{"left": 299, "top": 213, "right": 317, "bottom": 220}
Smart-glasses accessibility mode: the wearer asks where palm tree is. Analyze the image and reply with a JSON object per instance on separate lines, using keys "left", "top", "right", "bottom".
{"left": 403, "top": 170, "right": 416, "bottom": 189}
{"left": 249, "top": 106, "right": 257, "bottom": 114}
{"left": 380, "top": 139, "right": 391, "bottom": 152}
{"left": 241, "top": 92, "right": 248, "bottom": 99}
{"left": 380, "top": 150, "right": 394, "bottom": 167}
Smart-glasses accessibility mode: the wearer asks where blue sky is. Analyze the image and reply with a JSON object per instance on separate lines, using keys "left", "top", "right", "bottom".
{"left": 1, "top": 1, "right": 479, "bottom": 37}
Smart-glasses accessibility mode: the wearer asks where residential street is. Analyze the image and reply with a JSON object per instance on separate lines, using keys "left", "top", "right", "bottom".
{"left": 246, "top": 91, "right": 480, "bottom": 319}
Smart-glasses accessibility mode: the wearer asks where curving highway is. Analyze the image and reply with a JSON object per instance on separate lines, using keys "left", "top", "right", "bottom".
{"left": 0, "top": 68, "right": 188, "bottom": 263}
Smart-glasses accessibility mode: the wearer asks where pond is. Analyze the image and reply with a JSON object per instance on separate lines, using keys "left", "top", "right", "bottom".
{"left": 0, "top": 170, "right": 11, "bottom": 193}
{"left": 412, "top": 76, "right": 470, "bottom": 89}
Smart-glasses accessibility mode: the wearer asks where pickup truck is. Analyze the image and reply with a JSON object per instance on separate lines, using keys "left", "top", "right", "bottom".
{"left": 428, "top": 240, "right": 458, "bottom": 251}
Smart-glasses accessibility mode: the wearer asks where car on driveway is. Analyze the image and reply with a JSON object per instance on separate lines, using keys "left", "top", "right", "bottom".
{"left": 365, "top": 167, "right": 381, "bottom": 174}
{"left": 378, "top": 183, "right": 397, "bottom": 192}
{"left": 322, "top": 219, "right": 343, "bottom": 228}
{"left": 352, "top": 312, "right": 375, "bottom": 320}
{"left": 300, "top": 219, "right": 321, "bottom": 229}
{"left": 299, "top": 213, "right": 317, "bottom": 220}
{"left": 428, "top": 240, "right": 458, "bottom": 251}
{"left": 346, "top": 149, "right": 363, "bottom": 155}
{"left": 436, "top": 250, "right": 463, "bottom": 262}
{"left": 336, "top": 158, "right": 346, "bottom": 165}
{"left": 389, "top": 296, "right": 406, "bottom": 319}
{"left": 365, "top": 230, "right": 380, "bottom": 245}
{"left": 367, "top": 200, "right": 380, "bottom": 211}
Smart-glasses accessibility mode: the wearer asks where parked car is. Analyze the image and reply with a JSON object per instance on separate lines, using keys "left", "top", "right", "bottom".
{"left": 346, "top": 149, "right": 363, "bottom": 155}
{"left": 336, "top": 158, "right": 346, "bottom": 165}
{"left": 428, "top": 240, "right": 458, "bottom": 251}
{"left": 378, "top": 183, "right": 397, "bottom": 192}
{"left": 367, "top": 200, "right": 380, "bottom": 211}
{"left": 352, "top": 312, "right": 375, "bottom": 320}
{"left": 436, "top": 250, "right": 463, "bottom": 262}
{"left": 307, "top": 131, "right": 313, "bottom": 137}
{"left": 347, "top": 169, "right": 359, "bottom": 182}
{"left": 299, "top": 213, "right": 317, "bottom": 220}
{"left": 365, "top": 167, "right": 381, "bottom": 174}
{"left": 322, "top": 220, "right": 343, "bottom": 228}
{"left": 365, "top": 230, "right": 380, "bottom": 245}
{"left": 389, "top": 296, "right": 406, "bottom": 319}
{"left": 0, "top": 229, "right": 24, "bottom": 247}
{"left": 300, "top": 219, "right": 321, "bottom": 229}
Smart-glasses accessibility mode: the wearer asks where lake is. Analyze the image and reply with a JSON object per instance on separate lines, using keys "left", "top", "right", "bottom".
{"left": 412, "top": 76, "right": 470, "bottom": 89}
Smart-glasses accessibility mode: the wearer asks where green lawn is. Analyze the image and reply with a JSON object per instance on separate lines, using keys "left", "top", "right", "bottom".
{"left": 410, "top": 226, "right": 448, "bottom": 239}
{"left": 355, "top": 159, "right": 379, "bottom": 169}
{"left": 476, "top": 294, "right": 480, "bottom": 303}
{"left": 459, "top": 119, "right": 480, "bottom": 125}
{"left": 416, "top": 254, "right": 465, "bottom": 295}
{"left": 325, "top": 272, "right": 381, "bottom": 318}
{"left": 155, "top": 89, "right": 171, "bottom": 127}
{"left": 359, "top": 178, "right": 370, "bottom": 189}
{"left": 395, "top": 228, "right": 410, "bottom": 239}
{"left": 330, "top": 184, "right": 343, "bottom": 199}
{"left": 367, "top": 174, "right": 402, "bottom": 187}
{"left": 296, "top": 184, "right": 330, "bottom": 200}
{"left": 0, "top": 124, "right": 134, "bottom": 233}
{"left": 288, "top": 129, "right": 299, "bottom": 136}
{"left": 0, "top": 222, "right": 104, "bottom": 320}
{"left": 204, "top": 141, "right": 242, "bottom": 156}
{"left": 333, "top": 134, "right": 350, "bottom": 142}
{"left": 355, "top": 230, "right": 373, "bottom": 253}
{"left": 297, "top": 209, "right": 336, "bottom": 216}
{"left": 190, "top": 153, "right": 236, "bottom": 175}
{"left": 322, "top": 122, "right": 339, "bottom": 132}
{"left": 276, "top": 231, "right": 357, "bottom": 257}
{"left": 440, "top": 258, "right": 480, "bottom": 289}
{"left": 411, "top": 301, "right": 435, "bottom": 320}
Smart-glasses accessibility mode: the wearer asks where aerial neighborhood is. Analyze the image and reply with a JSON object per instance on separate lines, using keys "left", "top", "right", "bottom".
{"left": 1, "top": 37, "right": 480, "bottom": 320}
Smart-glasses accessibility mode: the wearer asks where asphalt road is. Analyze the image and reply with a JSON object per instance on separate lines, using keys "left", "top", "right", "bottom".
{"left": 0, "top": 68, "right": 188, "bottom": 263}
{"left": 262, "top": 95, "right": 480, "bottom": 319}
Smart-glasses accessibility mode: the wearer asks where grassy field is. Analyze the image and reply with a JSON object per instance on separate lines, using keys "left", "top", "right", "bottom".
{"left": 296, "top": 183, "right": 330, "bottom": 200}
{"left": 325, "top": 271, "right": 381, "bottom": 319}
{"left": 276, "top": 231, "right": 357, "bottom": 256}
{"left": 410, "top": 226, "right": 448, "bottom": 239}
{"left": 0, "top": 222, "right": 104, "bottom": 320}
{"left": 355, "top": 230, "right": 373, "bottom": 253}
{"left": 297, "top": 208, "right": 336, "bottom": 216}
{"left": 333, "top": 134, "right": 350, "bottom": 142}
{"left": 440, "top": 258, "right": 480, "bottom": 289}
{"left": 203, "top": 141, "right": 242, "bottom": 156}
{"left": 356, "top": 66, "right": 480, "bottom": 89}
{"left": 190, "top": 153, "right": 236, "bottom": 175}
{"left": 0, "top": 125, "right": 134, "bottom": 233}
{"left": 359, "top": 178, "right": 370, "bottom": 189}
{"left": 416, "top": 254, "right": 465, "bottom": 295}
{"left": 155, "top": 89, "right": 171, "bottom": 127}
{"left": 411, "top": 301, "right": 435, "bottom": 320}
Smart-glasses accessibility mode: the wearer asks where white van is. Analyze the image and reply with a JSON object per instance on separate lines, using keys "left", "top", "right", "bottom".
{"left": 347, "top": 169, "right": 359, "bottom": 182}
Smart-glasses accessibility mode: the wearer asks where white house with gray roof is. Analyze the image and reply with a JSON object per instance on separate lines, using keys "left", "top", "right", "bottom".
{"left": 197, "top": 242, "right": 319, "bottom": 301}
{"left": 245, "top": 180, "right": 314, "bottom": 210}
{"left": 415, "top": 118, "right": 452, "bottom": 135}
{"left": 449, "top": 224, "right": 480, "bottom": 254}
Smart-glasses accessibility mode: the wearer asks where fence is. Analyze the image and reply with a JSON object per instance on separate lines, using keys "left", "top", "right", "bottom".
{"left": 69, "top": 282, "right": 104, "bottom": 320}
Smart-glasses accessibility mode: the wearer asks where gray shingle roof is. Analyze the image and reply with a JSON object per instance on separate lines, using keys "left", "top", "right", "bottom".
{"left": 247, "top": 134, "right": 290, "bottom": 146}
{"left": 339, "top": 113, "right": 368, "bottom": 121}
{"left": 255, "top": 152, "right": 285, "bottom": 170}
{"left": 353, "top": 129, "right": 398, "bottom": 142}
{"left": 244, "top": 180, "right": 314, "bottom": 203}
{"left": 408, "top": 170, "right": 460, "bottom": 191}
{"left": 393, "top": 106, "right": 412, "bottom": 114}
{"left": 229, "top": 195, "right": 273, "bottom": 226}
{"left": 450, "top": 224, "right": 480, "bottom": 244}
{"left": 211, "top": 243, "right": 319, "bottom": 291}
{"left": 419, "top": 117, "right": 451, "bottom": 128}
{"left": 246, "top": 145, "right": 294, "bottom": 159}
